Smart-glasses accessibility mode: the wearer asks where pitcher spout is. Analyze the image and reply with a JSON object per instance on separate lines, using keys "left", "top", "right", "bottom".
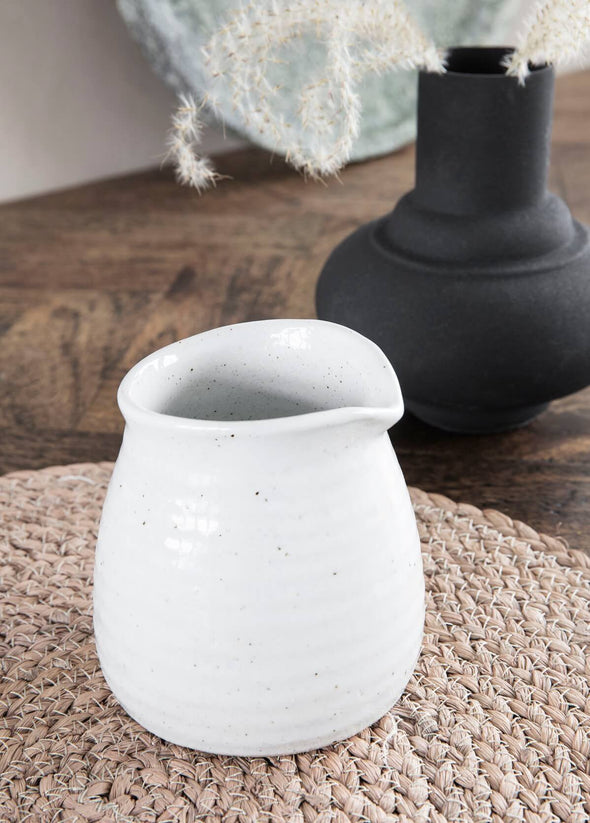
{"left": 336, "top": 399, "right": 404, "bottom": 436}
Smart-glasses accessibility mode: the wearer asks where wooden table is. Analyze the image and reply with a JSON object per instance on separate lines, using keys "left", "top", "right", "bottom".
{"left": 1, "top": 71, "right": 589, "bottom": 550}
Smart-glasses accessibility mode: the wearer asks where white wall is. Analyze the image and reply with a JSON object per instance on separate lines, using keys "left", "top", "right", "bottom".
{"left": 0, "top": 1, "right": 237, "bottom": 203}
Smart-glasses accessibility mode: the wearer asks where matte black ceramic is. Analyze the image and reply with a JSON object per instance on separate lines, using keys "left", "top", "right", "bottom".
{"left": 316, "top": 47, "right": 590, "bottom": 432}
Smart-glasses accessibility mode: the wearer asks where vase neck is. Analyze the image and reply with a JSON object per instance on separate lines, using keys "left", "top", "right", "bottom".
{"left": 414, "top": 48, "right": 555, "bottom": 215}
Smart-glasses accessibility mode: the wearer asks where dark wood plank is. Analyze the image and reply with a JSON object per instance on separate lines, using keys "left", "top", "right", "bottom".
{"left": 0, "top": 290, "right": 157, "bottom": 431}
{"left": 0, "top": 429, "right": 123, "bottom": 472}
{"left": 393, "top": 388, "right": 590, "bottom": 545}
{"left": 0, "top": 70, "right": 589, "bottom": 552}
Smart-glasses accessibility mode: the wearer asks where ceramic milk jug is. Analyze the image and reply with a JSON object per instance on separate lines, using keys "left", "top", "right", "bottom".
{"left": 94, "top": 319, "right": 424, "bottom": 755}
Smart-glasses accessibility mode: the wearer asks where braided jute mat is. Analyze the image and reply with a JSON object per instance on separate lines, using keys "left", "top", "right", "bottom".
{"left": 1, "top": 464, "right": 589, "bottom": 823}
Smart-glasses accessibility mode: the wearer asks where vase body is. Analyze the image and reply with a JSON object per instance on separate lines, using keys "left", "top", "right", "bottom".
{"left": 93, "top": 319, "right": 423, "bottom": 755}
{"left": 317, "top": 47, "right": 590, "bottom": 432}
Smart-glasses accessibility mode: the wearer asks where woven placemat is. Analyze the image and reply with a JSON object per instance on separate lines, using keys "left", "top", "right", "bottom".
{"left": 1, "top": 464, "right": 589, "bottom": 823}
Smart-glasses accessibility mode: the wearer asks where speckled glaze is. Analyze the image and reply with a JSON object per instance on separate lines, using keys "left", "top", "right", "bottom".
{"left": 93, "top": 319, "right": 424, "bottom": 755}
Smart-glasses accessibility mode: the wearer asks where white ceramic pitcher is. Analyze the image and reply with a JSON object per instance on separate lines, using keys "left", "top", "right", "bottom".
{"left": 93, "top": 319, "right": 424, "bottom": 755}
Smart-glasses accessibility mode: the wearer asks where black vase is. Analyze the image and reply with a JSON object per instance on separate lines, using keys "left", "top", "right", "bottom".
{"left": 316, "top": 47, "right": 590, "bottom": 433}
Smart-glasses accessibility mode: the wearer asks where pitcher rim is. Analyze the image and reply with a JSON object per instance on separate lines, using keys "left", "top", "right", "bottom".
{"left": 117, "top": 319, "right": 403, "bottom": 434}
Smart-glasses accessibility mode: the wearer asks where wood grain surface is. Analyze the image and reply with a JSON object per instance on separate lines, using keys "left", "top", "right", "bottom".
{"left": 1, "top": 71, "right": 589, "bottom": 550}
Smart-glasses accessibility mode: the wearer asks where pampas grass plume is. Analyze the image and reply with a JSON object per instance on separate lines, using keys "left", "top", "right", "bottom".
{"left": 505, "top": 0, "right": 590, "bottom": 82}
{"left": 168, "top": 0, "right": 444, "bottom": 190}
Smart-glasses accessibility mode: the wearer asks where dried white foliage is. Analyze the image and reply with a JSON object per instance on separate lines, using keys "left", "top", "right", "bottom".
{"left": 505, "top": 0, "right": 590, "bottom": 83}
{"left": 167, "top": 94, "right": 223, "bottom": 192}
{"left": 169, "top": 0, "right": 444, "bottom": 190}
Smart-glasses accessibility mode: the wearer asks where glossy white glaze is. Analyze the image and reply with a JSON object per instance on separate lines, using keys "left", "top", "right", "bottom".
{"left": 93, "top": 319, "right": 424, "bottom": 755}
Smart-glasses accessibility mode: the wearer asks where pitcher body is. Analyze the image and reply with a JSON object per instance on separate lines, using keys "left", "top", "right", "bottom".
{"left": 93, "top": 320, "right": 424, "bottom": 755}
